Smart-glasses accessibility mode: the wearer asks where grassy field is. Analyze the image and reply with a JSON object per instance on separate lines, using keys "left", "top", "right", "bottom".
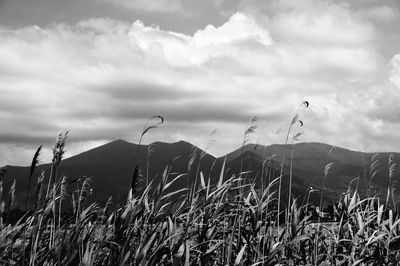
{"left": 1, "top": 115, "right": 400, "bottom": 265}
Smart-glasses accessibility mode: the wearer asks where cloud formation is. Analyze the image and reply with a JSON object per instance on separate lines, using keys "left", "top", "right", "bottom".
{"left": 0, "top": 0, "right": 400, "bottom": 165}
{"left": 97, "top": 0, "right": 183, "bottom": 13}
{"left": 129, "top": 13, "right": 272, "bottom": 66}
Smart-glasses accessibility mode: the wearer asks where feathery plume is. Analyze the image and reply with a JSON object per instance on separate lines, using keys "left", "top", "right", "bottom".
{"left": 293, "top": 132, "right": 303, "bottom": 141}
{"left": 389, "top": 153, "right": 396, "bottom": 181}
{"left": 141, "top": 115, "right": 164, "bottom": 137}
{"left": 388, "top": 154, "right": 396, "bottom": 206}
{"left": 188, "top": 147, "right": 198, "bottom": 173}
{"left": 34, "top": 171, "right": 45, "bottom": 209}
{"left": 52, "top": 132, "right": 68, "bottom": 167}
{"left": 79, "top": 178, "right": 92, "bottom": 207}
{"left": 324, "top": 162, "right": 334, "bottom": 178}
{"left": 26, "top": 145, "right": 42, "bottom": 210}
{"left": 60, "top": 175, "right": 69, "bottom": 200}
{"left": 9, "top": 179, "right": 16, "bottom": 211}
{"left": 370, "top": 153, "right": 380, "bottom": 181}
{"left": 290, "top": 113, "right": 299, "bottom": 126}
{"left": 128, "top": 166, "right": 142, "bottom": 201}
{"left": 244, "top": 125, "right": 257, "bottom": 145}
{"left": 147, "top": 144, "right": 156, "bottom": 157}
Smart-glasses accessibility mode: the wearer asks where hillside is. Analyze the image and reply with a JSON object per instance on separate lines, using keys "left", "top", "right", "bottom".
{"left": 1, "top": 140, "right": 216, "bottom": 207}
{"left": 1, "top": 140, "right": 400, "bottom": 208}
{"left": 224, "top": 142, "right": 400, "bottom": 203}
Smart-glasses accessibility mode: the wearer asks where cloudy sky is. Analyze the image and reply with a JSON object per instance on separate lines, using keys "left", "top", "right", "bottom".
{"left": 1, "top": 0, "right": 400, "bottom": 166}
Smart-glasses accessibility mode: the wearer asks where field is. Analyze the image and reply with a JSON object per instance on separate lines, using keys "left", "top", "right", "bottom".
{"left": 1, "top": 117, "right": 400, "bottom": 265}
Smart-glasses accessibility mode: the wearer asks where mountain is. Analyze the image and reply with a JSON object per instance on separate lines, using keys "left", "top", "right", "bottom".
{"left": 1, "top": 140, "right": 216, "bottom": 208}
{"left": 1, "top": 140, "right": 400, "bottom": 209}
{"left": 224, "top": 142, "right": 400, "bottom": 203}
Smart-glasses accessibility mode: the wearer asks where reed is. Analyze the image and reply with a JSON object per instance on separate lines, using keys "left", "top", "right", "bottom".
{"left": 2, "top": 110, "right": 400, "bottom": 265}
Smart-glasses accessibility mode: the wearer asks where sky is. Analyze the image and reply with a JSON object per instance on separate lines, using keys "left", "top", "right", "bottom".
{"left": 1, "top": 0, "right": 400, "bottom": 166}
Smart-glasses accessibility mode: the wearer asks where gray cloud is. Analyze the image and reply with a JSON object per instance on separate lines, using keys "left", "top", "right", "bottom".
{"left": 1, "top": 0, "right": 400, "bottom": 166}
{"left": 90, "top": 82, "right": 199, "bottom": 101}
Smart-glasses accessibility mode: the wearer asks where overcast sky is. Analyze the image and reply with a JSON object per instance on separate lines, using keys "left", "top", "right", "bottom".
{"left": 1, "top": 0, "right": 400, "bottom": 166}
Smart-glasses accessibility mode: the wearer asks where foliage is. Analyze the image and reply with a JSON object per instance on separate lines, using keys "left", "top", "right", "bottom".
{"left": 1, "top": 112, "right": 400, "bottom": 265}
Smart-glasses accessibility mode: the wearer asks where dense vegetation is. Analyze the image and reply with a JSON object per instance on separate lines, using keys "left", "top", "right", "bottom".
{"left": 1, "top": 114, "right": 400, "bottom": 265}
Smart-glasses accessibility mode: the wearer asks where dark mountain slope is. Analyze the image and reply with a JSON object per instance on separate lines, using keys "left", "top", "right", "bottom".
{"left": 224, "top": 142, "right": 400, "bottom": 204}
{"left": 2, "top": 140, "right": 400, "bottom": 209}
{"left": 1, "top": 140, "right": 216, "bottom": 208}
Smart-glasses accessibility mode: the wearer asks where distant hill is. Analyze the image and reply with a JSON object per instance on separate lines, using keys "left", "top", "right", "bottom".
{"left": 1, "top": 140, "right": 400, "bottom": 209}
{"left": 224, "top": 142, "right": 400, "bottom": 203}
{"left": 1, "top": 140, "right": 216, "bottom": 208}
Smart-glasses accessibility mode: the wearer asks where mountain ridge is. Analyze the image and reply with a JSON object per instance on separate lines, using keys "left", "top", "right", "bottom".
{"left": 2, "top": 139, "right": 400, "bottom": 208}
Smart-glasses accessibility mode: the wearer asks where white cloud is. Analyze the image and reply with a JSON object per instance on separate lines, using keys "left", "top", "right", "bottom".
{"left": 391, "top": 54, "right": 400, "bottom": 87}
{"left": 0, "top": 0, "right": 400, "bottom": 165}
{"left": 129, "top": 13, "right": 272, "bottom": 66}
{"left": 270, "top": 5, "right": 376, "bottom": 46}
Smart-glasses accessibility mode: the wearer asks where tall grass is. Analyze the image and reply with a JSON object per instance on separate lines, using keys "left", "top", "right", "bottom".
{"left": 277, "top": 101, "right": 308, "bottom": 236}
{"left": 2, "top": 110, "right": 400, "bottom": 265}
{"left": 2, "top": 146, "right": 400, "bottom": 265}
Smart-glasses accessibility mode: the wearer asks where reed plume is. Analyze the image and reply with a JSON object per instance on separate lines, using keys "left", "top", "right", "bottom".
{"left": 9, "top": 179, "right": 16, "bottom": 211}
{"left": 34, "top": 171, "right": 45, "bottom": 209}
{"left": 25, "top": 145, "right": 42, "bottom": 210}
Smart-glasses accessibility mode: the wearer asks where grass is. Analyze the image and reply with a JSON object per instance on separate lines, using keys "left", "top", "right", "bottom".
{"left": 1, "top": 113, "right": 400, "bottom": 265}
